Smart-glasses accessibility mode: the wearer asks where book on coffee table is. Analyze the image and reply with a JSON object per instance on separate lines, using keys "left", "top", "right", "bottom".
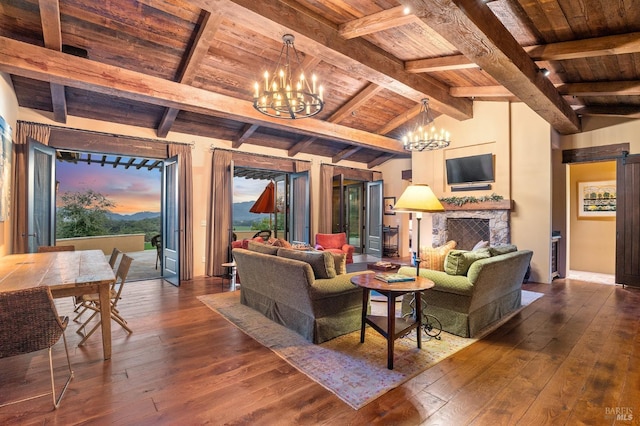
{"left": 374, "top": 273, "right": 415, "bottom": 283}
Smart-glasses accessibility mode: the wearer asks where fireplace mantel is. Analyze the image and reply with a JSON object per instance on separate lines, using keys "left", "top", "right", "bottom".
{"left": 440, "top": 199, "right": 513, "bottom": 211}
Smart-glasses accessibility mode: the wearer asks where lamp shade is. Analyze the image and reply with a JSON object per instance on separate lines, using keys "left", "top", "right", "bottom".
{"left": 393, "top": 184, "right": 444, "bottom": 213}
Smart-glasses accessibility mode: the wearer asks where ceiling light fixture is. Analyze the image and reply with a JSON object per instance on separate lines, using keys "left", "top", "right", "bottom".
{"left": 402, "top": 98, "right": 451, "bottom": 151}
{"left": 540, "top": 67, "right": 551, "bottom": 77}
{"left": 252, "top": 34, "right": 324, "bottom": 119}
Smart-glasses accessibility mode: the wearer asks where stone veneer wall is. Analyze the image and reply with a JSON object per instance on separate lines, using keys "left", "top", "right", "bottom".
{"left": 432, "top": 210, "right": 510, "bottom": 248}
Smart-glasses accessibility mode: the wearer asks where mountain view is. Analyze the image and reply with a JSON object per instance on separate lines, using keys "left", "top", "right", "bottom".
{"left": 107, "top": 211, "right": 160, "bottom": 221}
{"left": 233, "top": 201, "right": 269, "bottom": 225}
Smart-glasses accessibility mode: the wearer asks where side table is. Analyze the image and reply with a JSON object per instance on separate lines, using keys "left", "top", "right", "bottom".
{"left": 350, "top": 273, "right": 434, "bottom": 369}
{"left": 221, "top": 261, "right": 238, "bottom": 291}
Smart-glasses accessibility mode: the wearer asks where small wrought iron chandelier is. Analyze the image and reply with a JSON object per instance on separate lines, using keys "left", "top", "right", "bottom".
{"left": 252, "top": 34, "right": 324, "bottom": 119}
{"left": 402, "top": 98, "right": 451, "bottom": 151}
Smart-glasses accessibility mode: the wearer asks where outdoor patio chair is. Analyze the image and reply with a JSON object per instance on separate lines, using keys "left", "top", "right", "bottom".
{"left": 151, "top": 234, "right": 162, "bottom": 269}
{"left": 0, "top": 286, "right": 73, "bottom": 409}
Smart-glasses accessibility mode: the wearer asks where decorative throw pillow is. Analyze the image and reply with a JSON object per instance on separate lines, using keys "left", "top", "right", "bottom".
{"left": 419, "top": 240, "right": 456, "bottom": 271}
{"left": 247, "top": 240, "right": 279, "bottom": 255}
{"left": 277, "top": 248, "right": 337, "bottom": 279}
{"left": 332, "top": 253, "right": 347, "bottom": 275}
{"left": 445, "top": 249, "right": 492, "bottom": 276}
{"left": 489, "top": 244, "right": 518, "bottom": 256}
{"left": 472, "top": 240, "right": 489, "bottom": 251}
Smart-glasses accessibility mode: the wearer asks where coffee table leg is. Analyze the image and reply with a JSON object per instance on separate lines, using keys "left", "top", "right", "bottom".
{"left": 387, "top": 293, "right": 395, "bottom": 369}
{"left": 415, "top": 290, "right": 422, "bottom": 349}
{"left": 360, "top": 288, "right": 369, "bottom": 343}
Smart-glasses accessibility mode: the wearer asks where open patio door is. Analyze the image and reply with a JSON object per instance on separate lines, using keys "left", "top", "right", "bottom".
{"left": 289, "top": 172, "right": 310, "bottom": 244}
{"left": 27, "top": 141, "right": 56, "bottom": 253}
{"left": 364, "top": 180, "right": 383, "bottom": 256}
{"left": 162, "top": 156, "right": 180, "bottom": 286}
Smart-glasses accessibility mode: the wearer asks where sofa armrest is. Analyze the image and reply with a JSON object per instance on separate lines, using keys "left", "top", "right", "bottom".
{"left": 398, "top": 266, "right": 473, "bottom": 296}
{"left": 310, "top": 270, "right": 372, "bottom": 300}
{"left": 315, "top": 244, "right": 325, "bottom": 251}
{"left": 341, "top": 244, "right": 355, "bottom": 255}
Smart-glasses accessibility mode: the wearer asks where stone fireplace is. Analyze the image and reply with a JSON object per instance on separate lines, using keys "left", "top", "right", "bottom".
{"left": 431, "top": 200, "right": 512, "bottom": 250}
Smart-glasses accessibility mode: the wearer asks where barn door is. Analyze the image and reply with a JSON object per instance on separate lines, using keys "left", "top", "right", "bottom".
{"left": 616, "top": 153, "right": 640, "bottom": 287}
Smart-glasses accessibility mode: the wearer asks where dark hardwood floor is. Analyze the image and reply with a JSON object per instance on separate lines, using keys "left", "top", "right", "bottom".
{"left": 1, "top": 272, "right": 639, "bottom": 425}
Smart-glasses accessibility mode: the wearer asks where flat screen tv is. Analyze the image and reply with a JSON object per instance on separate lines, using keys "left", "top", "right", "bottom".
{"left": 446, "top": 153, "right": 494, "bottom": 185}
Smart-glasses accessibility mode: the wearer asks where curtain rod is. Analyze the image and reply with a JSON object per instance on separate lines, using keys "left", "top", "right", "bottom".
{"left": 18, "top": 120, "right": 195, "bottom": 147}
{"left": 209, "top": 146, "right": 311, "bottom": 163}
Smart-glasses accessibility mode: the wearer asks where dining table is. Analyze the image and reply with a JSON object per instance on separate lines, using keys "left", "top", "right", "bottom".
{"left": 0, "top": 249, "right": 116, "bottom": 360}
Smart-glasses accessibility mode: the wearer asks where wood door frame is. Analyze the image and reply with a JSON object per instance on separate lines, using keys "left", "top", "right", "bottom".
{"left": 562, "top": 143, "right": 629, "bottom": 282}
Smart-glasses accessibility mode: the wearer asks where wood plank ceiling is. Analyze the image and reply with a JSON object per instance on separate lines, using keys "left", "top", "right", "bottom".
{"left": 1, "top": 0, "right": 639, "bottom": 167}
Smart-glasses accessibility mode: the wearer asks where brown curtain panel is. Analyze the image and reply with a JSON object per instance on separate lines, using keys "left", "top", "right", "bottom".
{"left": 206, "top": 149, "right": 232, "bottom": 277}
{"left": 168, "top": 143, "right": 194, "bottom": 281}
{"left": 319, "top": 163, "right": 334, "bottom": 234}
{"left": 12, "top": 122, "right": 51, "bottom": 254}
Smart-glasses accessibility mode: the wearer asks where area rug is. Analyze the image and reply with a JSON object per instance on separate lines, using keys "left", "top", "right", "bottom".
{"left": 198, "top": 290, "right": 543, "bottom": 409}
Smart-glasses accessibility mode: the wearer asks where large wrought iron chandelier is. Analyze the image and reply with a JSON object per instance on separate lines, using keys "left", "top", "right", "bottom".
{"left": 252, "top": 34, "right": 324, "bottom": 119}
{"left": 402, "top": 98, "right": 451, "bottom": 151}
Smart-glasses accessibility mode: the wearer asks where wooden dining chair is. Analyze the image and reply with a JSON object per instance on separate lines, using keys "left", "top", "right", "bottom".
{"left": 73, "top": 248, "right": 122, "bottom": 316}
{"left": 0, "top": 286, "right": 74, "bottom": 409}
{"left": 76, "top": 254, "right": 134, "bottom": 346}
{"left": 37, "top": 245, "right": 76, "bottom": 253}
{"left": 108, "top": 247, "right": 122, "bottom": 269}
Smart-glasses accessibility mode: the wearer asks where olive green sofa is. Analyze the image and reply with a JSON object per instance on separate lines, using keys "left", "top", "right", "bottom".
{"left": 399, "top": 248, "right": 533, "bottom": 338}
{"left": 232, "top": 246, "right": 372, "bottom": 344}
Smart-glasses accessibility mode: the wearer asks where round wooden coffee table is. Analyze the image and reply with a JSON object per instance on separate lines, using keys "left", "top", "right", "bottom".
{"left": 350, "top": 273, "right": 434, "bottom": 370}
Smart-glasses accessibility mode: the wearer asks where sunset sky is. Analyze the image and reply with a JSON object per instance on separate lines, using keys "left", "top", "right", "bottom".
{"left": 56, "top": 158, "right": 162, "bottom": 215}
{"left": 56, "top": 157, "right": 267, "bottom": 215}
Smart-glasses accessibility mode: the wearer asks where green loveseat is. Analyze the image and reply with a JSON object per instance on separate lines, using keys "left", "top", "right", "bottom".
{"left": 232, "top": 246, "right": 373, "bottom": 343}
{"left": 399, "top": 248, "right": 533, "bottom": 338}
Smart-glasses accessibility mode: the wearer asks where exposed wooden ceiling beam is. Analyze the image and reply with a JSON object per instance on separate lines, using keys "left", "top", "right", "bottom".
{"left": 367, "top": 153, "right": 395, "bottom": 168}
{"left": 288, "top": 83, "right": 383, "bottom": 160}
{"left": 338, "top": 6, "right": 415, "bottom": 39}
{"left": 288, "top": 137, "right": 316, "bottom": 157}
{"left": 376, "top": 102, "right": 422, "bottom": 135}
{"left": 38, "top": 0, "right": 67, "bottom": 123}
{"left": 332, "top": 146, "right": 361, "bottom": 163}
{"left": 193, "top": 0, "right": 473, "bottom": 121}
{"left": 0, "top": 36, "right": 406, "bottom": 153}
{"left": 576, "top": 106, "right": 640, "bottom": 119}
{"left": 451, "top": 80, "right": 640, "bottom": 98}
{"left": 556, "top": 81, "right": 640, "bottom": 97}
{"left": 232, "top": 123, "right": 259, "bottom": 149}
{"left": 157, "top": 11, "right": 222, "bottom": 138}
{"left": 327, "top": 83, "right": 383, "bottom": 123}
{"left": 406, "top": 32, "right": 640, "bottom": 73}
{"left": 404, "top": 0, "right": 580, "bottom": 134}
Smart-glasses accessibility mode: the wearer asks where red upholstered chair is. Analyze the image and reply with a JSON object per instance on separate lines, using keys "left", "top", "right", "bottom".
{"left": 314, "top": 232, "right": 355, "bottom": 264}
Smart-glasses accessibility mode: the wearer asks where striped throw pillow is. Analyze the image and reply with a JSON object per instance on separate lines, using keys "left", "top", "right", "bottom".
{"left": 419, "top": 240, "right": 457, "bottom": 271}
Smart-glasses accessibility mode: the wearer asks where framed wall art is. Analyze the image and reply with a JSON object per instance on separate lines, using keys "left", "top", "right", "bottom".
{"left": 578, "top": 180, "right": 616, "bottom": 218}
{"left": 384, "top": 196, "right": 396, "bottom": 215}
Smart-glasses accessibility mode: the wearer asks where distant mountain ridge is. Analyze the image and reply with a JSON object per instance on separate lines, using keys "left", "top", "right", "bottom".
{"left": 107, "top": 211, "right": 160, "bottom": 221}
{"left": 233, "top": 201, "right": 269, "bottom": 222}
{"left": 106, "top": 204, "right": 268, "bottom": 223}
